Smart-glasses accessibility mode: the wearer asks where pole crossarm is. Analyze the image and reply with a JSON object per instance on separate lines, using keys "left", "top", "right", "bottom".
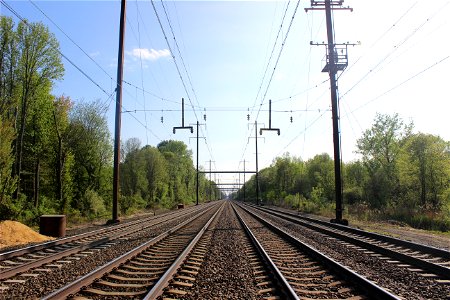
{"left": 305, "top": 1, "right": 353, "bottom": 12}
{"left": 173, "top": 98, "right": 193, "bottom": 133}
{"left": 259, "top": 100, "right": 280, "bottom": 135}
{"left": 216, "top": 183, "right": 244, "bottom": 186}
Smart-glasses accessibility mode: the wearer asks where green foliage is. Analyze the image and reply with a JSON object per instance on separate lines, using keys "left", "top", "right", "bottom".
{"left": 119, "top": 139, "right": 220, "bottom": 213}
{"left": 235, "top": 113, "right": 449, "bottom": 232}
{"left": 67, "top": 100, "right": 112, "bottom": 209}
{"left": 81, "top": 189, "right": 107, "bottom": 219}
{"left": 0, "top": 117, "right": 17, "bottom": 210}
{"left": 356, "top": 113, "right": 413, "bottom": 208}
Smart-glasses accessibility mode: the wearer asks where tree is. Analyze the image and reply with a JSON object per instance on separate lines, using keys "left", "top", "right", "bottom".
{"left": 51, "top": 95, "right": 73, "bottom": 213}
{"left": 399, "top": 133, "right": 450, "bottom": 209}
{"left": 13, "top": 19, "right": 64, "bottom": 198}
{"left": 306, "top": 153, "right": 334, "bottom": 202}
{"left": 0, "top": 117, "right": 17, "bottom": 217}
{"left": 157, "top": 140, "right": 194, "bottom": 205}
{"left": 356, "top": 113, "right": 412, "bottom": 208}
{"left": 141, "top": 146, "right": 168, "bottom": 206}
{"left": 67, "top": 100, "right": 112, "bottom": 215}
{"left": 0, "top": 17, "right": 18, "bottom": 122}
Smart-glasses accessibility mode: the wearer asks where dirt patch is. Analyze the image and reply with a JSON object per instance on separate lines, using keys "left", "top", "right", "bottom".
{"left": 0, "top": 220, "right": 54, "bottom": 249}
{"left": 352, "top": 220, "right": 450, "bottom": 251}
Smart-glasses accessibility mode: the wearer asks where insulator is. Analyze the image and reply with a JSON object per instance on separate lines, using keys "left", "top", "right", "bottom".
{"left": 204, "top": 114, "right": 207, "bottom": 121}
{"left": 290, "top": 116, "right": 293, "bottom": 123}
{"left": 247, "top": 114, "right": 250, "bottom": 121}
{"left": 161, "top": 116, "right": 164, "bottom": 123}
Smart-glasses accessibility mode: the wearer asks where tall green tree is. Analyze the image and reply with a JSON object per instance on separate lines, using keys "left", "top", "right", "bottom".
{"left": 141, "top": 146, "right": 168, "bottom": 206}
{"left": 51, "top": 95, "right": 73, "bottom": 213}
{"left": 67, "top": 100, "right": 112, "bottom": 214}
{"left": 0, "top": 117, "right": 17, "bottom": 217}
{"left": 157, "top": 140, "right": 194, "bottom": 204}
{"left": 356, "top": 113, "right": 412, "bottom": 208}
{"left": 305, "top": 153, "right": 334, "bottom": 202}
{"left": 399, "top": 133, "right": 450, "bottom": 209}
{"left": 0, "top": 17, "right": 18, "bottom": 121}
{"left": 13, "top": 19, "right": 64, "bottom": 198}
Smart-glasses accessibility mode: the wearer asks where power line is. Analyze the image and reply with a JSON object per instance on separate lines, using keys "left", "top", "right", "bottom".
{"left": 239, "top": 1, "right": 301, "bottom": 169}
{"left": 255, "top": 0, "right": 301, "bottom": 121}
{"left": 348, "top": 55, "right": 449, "bottom": 115}
{"left": 340, "top": 1, "right": 448, "bottom": 100}
{"left": 251, "top": 1, "right": 291, "bottom": 113}
{"left": 135, "top": 0, "right": 149, "bottom": 144}
{"left": 1, "top": 0, "right": 162, "bottom": 143}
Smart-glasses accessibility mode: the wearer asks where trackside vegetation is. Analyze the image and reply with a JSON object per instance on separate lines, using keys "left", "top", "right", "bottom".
{"left": 234, "top": 113, "right": 450, "bottom": 232}
{"left": 0, "top": 17, "right": 220, "bottom": 225}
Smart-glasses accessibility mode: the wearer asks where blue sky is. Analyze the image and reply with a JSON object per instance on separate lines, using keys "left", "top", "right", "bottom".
{"left": 2, "top": 0, "right": 449, "bottom": 188}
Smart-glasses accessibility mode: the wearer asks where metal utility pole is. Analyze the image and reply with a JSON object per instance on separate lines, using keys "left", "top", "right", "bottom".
{"left": 248, "top": 122, "right": 264, "bottom": 205}
{"left": 243, "top": 160, "right": 247, "bottom": 202}
{"left": 196, "top": 121, "right": 199, "bottom": 205}
{"left": 189, "top": 121, "right": 205, "bottom": 206}
{"left": 209, "top": 160, "right": 212, "bottom": 201}
{"left": 255, "top": 121, "right": 260, "bottom": 205}
{"left": 306, "top": 0, "right": 355, "bottom": 225}
{"left": 111, "top": 0, "right": 126, "bottom": 224}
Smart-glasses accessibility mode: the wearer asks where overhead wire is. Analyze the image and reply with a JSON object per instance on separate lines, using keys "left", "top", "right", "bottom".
{"left": 135, "top": 0, "right": 149, "bottom": 144}
{"left": 340, "top": 1, "right": 448, "bottom": 100}
{"left": 239, "top": 1, "right": 301, "bottom": 170}
{"left": 26, "top": 0, "right": 175, "bottom": 106}
{"left": 154, "top": 0, "right": 216, "bottom": 164}
{"left": 347, "top": 55, "right": 449, "bottom": 115}
{"left": 2, "top": 0, "right": 162, "bottom": 142}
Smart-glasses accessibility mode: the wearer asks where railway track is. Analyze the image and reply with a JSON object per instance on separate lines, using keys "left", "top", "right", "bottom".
{"left": 241, "top": 203, "right": 450, "bottom": 299}
{"left": 0, "top": 203, "right": 214, "bottom": 297}
{"left": 247, "top": 204, "right": 450, "bottom": 280}
{"left": 157, "top": 200, "right": 298, "bottom": 300}
{"left": 234, "top": 203, "right": 398, "bottom": 300}
{"left": 42, "top": 202, "right": 224, "bottom": 299}
{"left": 1, "top": 201, "right": 447, "bottom": 299}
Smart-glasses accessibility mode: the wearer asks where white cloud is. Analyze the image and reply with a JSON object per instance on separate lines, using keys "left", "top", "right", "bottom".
{"left": 130, "top": 48, "right": 171, "bottom": 61}
{"left": 89, "top": 51, "right": 100, "bottom": 58}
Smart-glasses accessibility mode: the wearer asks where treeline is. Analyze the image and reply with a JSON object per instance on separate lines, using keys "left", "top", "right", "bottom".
{"left": 120, "top": 139, "right": 221, "bottom": 212}
{"left": 0, "top": 16, "right": 219, "bottom": 224}
{"left": 236, "top": 114, "right": 450, "bottom": 231}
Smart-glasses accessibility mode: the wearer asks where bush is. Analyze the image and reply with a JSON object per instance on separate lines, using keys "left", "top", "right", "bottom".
{"left": 82, "top": 189, "right": 107, "bottom": 219}
{"left": 120, "top": 194, "right": 146, "bottom": 215}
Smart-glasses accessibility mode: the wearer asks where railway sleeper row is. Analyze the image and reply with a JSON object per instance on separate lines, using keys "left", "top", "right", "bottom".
{"left": 157, "top": 201, "right": 287, "bottom": 300}
{"left": 0, "top": 205, "right": 211, "bottom": 288}
{"left": 235, "top": 203, "right": 399, "bottom": 300}
{"left": 249, "top": 204, "right": 450, "bottom": 280}
{"left": 41, "top": 202, "right": 223, "bottom": 299}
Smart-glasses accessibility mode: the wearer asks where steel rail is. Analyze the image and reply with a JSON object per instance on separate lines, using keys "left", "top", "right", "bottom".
{"left": 248, "top": 204, "right": 450, "bottom": 279}
{"left": 232, "top": 204, "right": 299, "bottom": 300}
{"left": 0, "top": 205, "right": 212, "bottom": 281}
{"left": 41, "top": 203, "right": 219, "bottom": 300}
{"left": 238, "top": 203, "right": 400, "bottom": 300}
{"left": 143, "top": 202, "right": 225, "bottom": 299}
{"left": 0, "top": 238, "right": 109, "bottom": 280}
{"left": 250, "top": 204, "right": 449, "bottom": 258}
{"left": 0, "top": 203, "right": 205, "bottom": 261}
